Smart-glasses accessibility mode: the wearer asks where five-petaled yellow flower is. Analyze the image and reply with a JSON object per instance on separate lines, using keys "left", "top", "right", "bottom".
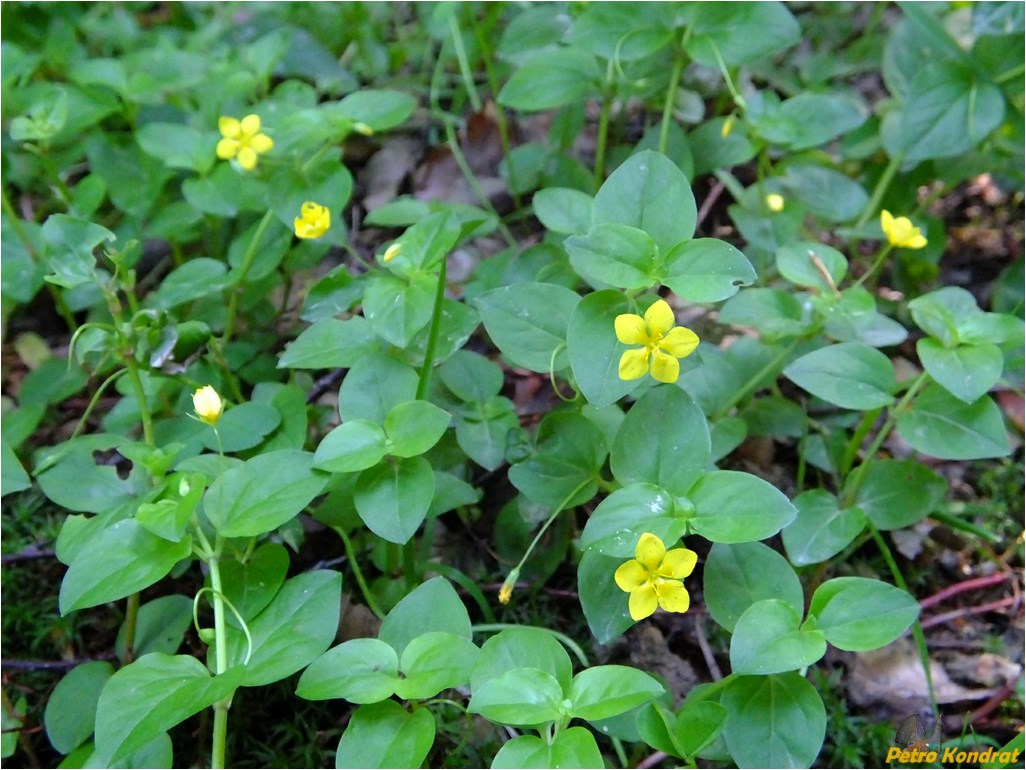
{"left": 615, "top": 532, "right": 697, "bottom": 621}
{"left": 880, "top": 210, "right": 927, "bottom": 249}
{"left": 615, "top": 299, "right": 699, "bottom": 384}
{"left": 766, "top": 193, "right": 785, "bottom": 212}
{"left": 294, "top": 202, "right": 330, "bottom": 239}
{"left": 216, "top": 114, "right": 273, "bottom": 171}
{"left": 192, "top": 386, "right": 223, "bottom": 426}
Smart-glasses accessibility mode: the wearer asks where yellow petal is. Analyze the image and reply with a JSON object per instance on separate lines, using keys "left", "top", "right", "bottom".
{"left": 614, "top": 560, "right": 649, "bottom": 592}
{"left": 237, "top": 146, "right": 257, "bottom": 171}
{"left": 880, "top": 209, "right": 895, "bottom": 237}
{"left": 659, "top": 326, "right": 699, "bottom": 358}
{"left": 218, "top": 116, "right": 240, "bottom": 139}
{"left": 649, "top": 349, "right": 680, "bottom": 383}
{"left": 628, "top": 587, "right": 658, "bottom": 621}
{"left": 905, "top": 232, "right": 927, "bottom": 249}
{"left": 635, "top": 532, "right": 666, "bottom": 571}
{"left": 660, "top": 547, "right": 698, "bottom": 580}
{"left": 644, "top": 299, "right": 675, "bottom": 337}
{"left": 216, "top": 137, "right": 239, "bottom": 160}
{"left": 618, "top": 348, "right": 650, "bottom": 380}
{"left": 249, "top": 133, "right": 273, "bottom": 154}
{"left": 240, "top": 113, "right": 262, "bottom": 136}
{"left": 615, "top": 313, "right": 648, "bottom": 345}
{"left": 654, "top": 580, "right": 690, "bottom": 614}
{"left": 192, "top": 385, "right": 223, "bottom": 425}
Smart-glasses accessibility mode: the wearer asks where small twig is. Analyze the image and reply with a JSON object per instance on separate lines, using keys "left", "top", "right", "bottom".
{"left": 306, "top": 369, "right": 345, "bottom": 404}
{"left": 1, "top": 546, "right": 56, "bottom": 565}
{"left": 696, "top": 180, "right": 726, "bottom": 231}
{"left": 919, "top": 572, "right": 1014, "bottom": 610}
{"left": 2, "top": 654, "right": 116, "bottom": 671}
{"left": 693, "top": 613, "right": 722, "bottom": 681}
{"left": 636, "top": 750, "right": 669, "bottom": 769}
{"left": 967, "top": 681, "right": 1017, "bottom": 725}
{"left": 920, "top": 596, "right": 1020, "bottom": 629}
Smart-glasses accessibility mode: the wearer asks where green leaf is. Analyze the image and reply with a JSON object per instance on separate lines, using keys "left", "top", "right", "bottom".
{"left": 579, "top": 483, "right": 685, "bottom": 558}
{"left": 703, "top": 542, "right": 804, "bottom": 633}
{"left": 115, "top": 595, "right": 193, "bottom": 661}
{"left": 686, "top": 2, "right": 800, "bottom": 67}
{"left": 354, "top": 456, "right": 435, "bottom": 544}
{"left": 297, "top": 638, "right": 400, "bottom": 703}
{"left": 394, "top": 632, "right": 479, "bottom": 700}
{"left": 471, "top": 628, "right": 574, "bottom": 695}
{"left": 278, "top": 317, "right": 377, "bottom": 369}
{"left": 508, "top": 412, "right": 605, "bottom": 510}
{"left": 218, "top": 542, "right": 289, "bottom": 627}
{"left": 565, "top": 223, "right": 660, "bottom": 290}
{"left": 226, "top": 570, "right": 342, "bottom": 686}
{"left": 730, "top": 600, "right": 826, "bottom": 675}
{"left": 339, "top": 353, "right": 419, "bottom": 424}
{"left": 775, "top": 242, "right": 848, "bottom": 292}
{"left": 44, "top": 661, "right": 114, "bottom": 754}
{"left": 805, "top": 577, "right": 919, "bottom": 651}
{"left": 363, "top": 273, "right": 435, "bottom": 348}
{"left": 136, "top": 122, "right": 214, "bottom": 173}
{"left": 567, "top": 290, "right": 640, "bottom": 407}
{"left": 780, "top": 165, "right": 868, "bottom": 222}
{"left": 784, "top": 343, "right": 897, "bottom": 409}
{"left": 201, "top": 402, "right": 280, "bottom": 453}
{"left": 384, "top": 401, "right": 451, "bottom": 458}
{"left": 578, "top": 550, "right": 635, "bottom": 644}
{"left": 468, "top": 668, "right": 564, "bottom": 726}
{"left": 593, "top": 151, "right": 697, "bottom": 255}
{"left": 268, "top": 158, "right": 352, "bottom": 244}
{"left": 498, "top": 48, "right": 601, "bottom": 111}
{"left": 897, "top": 61, "right": 1005, "bottom": 164}
{"left": 611, "top": 386, "right": 710, "bottom": 496}
{"left": 59, "top": 520, "right": 192, "bottom": 614}
{"left": 41, "top": 214, "right": 115, "bottom": 289}
{"left": 314, "top": 421, "right": 388, "bottom": 473}
{"left": 153, "top": 258, "right": 229, "bottom": 309}
{"left": 475, "top": 283, "right": 580, "bottom": 372}
{"left": 721, "top": 673, "right": 826, "bottom": 769}
{"left": 378, "top": 212, "right": 462, "bottom": 274}
{"left": 438, "top": 350, "right": 504, "bottom": 403}
{"left": 662, "top": 238, "right": 756, "bottom": 303}
{"left": 759, "top": 93, "right": 868, "bottom": 151}
{"left": 688, "top": 471, "right": 797, "bottom": 544}
{"left": 533, "top": 188, "right": 593, "bottom": 236}
{"left": 719, "top": 288, "right": 811, "bottom": 340}
{"left": 455, "top": 398, "right": 519, "bottom": 471}
{"left": 781, "top": 490, "right": 866, "bottom": 566}
{"left": 93, "top": 655, "right": 243, "bottom": 765}
{"left": 1, "top": 441, "right": 31, "bottom": 497}
{"left": 570, "top": 665, "right": 664, "bottom": 722}
{"left": 896, "top": 384, "right": 1009, "bottom": 460}
{"left": 205, "top": 450, "right": 328, "bottom": 538}
{"left": 378, "top": 577, "right": 472, "bottom": 657}
{"left": 849, "top": 459, "right": 947, "bottom": 531}
{"left": 492, "top": 727, "right": 604, "bottom": 770}
{"left": 337, "top": 89, "right": 416, "bottom": 131}
{"left": 335, "top": 701, "right": 435, "bottom": 770}
{"left": 917, "top": 338, "right": 1004, "bottom": 403}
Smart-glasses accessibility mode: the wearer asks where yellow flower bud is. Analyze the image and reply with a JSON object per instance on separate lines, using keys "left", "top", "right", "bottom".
{"left": 766, "top": 193, "right": 785, "bottom": 212}
{"left": 294, "top": 201, "right": 330, "bottom": 239}
{"left": 498, "top": 568, "right": 520, "bottom": 605}
{"left": 382, "top": 243, "right": 402, "bottom": 263}
{"left": 192, "top": 385, "right": 223, "bottom": 426}
{"left": 353, "top": 122, "right": 375, "bottom": 136}
{"left": 721, "top": 115, "right": 735, "bottom": 137}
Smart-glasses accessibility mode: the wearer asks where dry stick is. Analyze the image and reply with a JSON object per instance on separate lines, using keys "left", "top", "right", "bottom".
{"left": 636, "top": 751, "right": 669, "bottom": 769}
{"left": 919, "top": 572, "right": 1015, "bottom": 610}
{"left": 694, "top": 613, "right": 723, "bottom": 682}
{"left": 695, "top": 180, "right": 725, "bottom": 231}
{"left": 920, "top": 595, "right": 1020, "bottom": 630}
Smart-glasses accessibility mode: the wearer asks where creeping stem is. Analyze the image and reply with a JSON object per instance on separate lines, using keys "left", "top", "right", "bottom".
{"left": 416, "top": 255, "right": 448, "bottom": 401}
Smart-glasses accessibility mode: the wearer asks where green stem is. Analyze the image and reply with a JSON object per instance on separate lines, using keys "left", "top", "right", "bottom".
{"left": 472, "top": 624, "right": 590, "bottom": 667}
{"left": 509, "top": 477, "right": 592, "bottom": 580}
{"left": 839, "top": 407, "right": 883, "bottom": 478}
{"left": 711, "top": 338, "right": 801, "bottom": 420}
{"left": 123, "top": 356, "right": 155, "bottom": 446}
{"left": 449, "top": 14, "right": 482, "bottom": 113}
{"left": 658, "top": 39, "right": 687, "bottom": 155}
{"left": 207, "top": 537, "right": 230, "bottom": 770}
{"left": 855, "top": 152, "right": 903, "bottom": 231}
{"left": 851, "top": 243, "right": 894, "bottom": 290}
{"left": 593, "top": 59, "right": 616, "bottom": 190}
{"left": 996, "top": 61, "right": 1025, "bottom": 85}
{"left": 336, "top": 527, "right": 387, "bottom": 621}
{"left": 223, "top": 209, "right": 275, "bottom": 344}
{"left": 472, "top": 9, "right": 520, "bottom": 208}
{"left": 416, "top": 255, "right": 447, "bottom": 401}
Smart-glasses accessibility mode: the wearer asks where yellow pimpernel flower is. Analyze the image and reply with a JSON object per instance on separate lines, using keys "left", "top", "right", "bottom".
{"left": 880, "top": 210, "right": 927, "bottom": 249}
{"left": 615, "top": 299, "right": 699, "bottom": 384}
{"left": 766, "top": 193, "right": 785, "bottom": 212}
{"left": 615, "top": 533, "right": 697, "bottom": 621}
{"left": 216, "top": 114, "right": 273, "bottom": 171}
{"left": 192, "top": 385, "right": 223, "bottom": 426}
{"left": 294, "top": 202, "right": 330, "bottom": 239}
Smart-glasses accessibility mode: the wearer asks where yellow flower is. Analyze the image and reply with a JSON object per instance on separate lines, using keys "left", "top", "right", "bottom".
{"left": 880, "top": 210, "right": 927, "bottom": 249}
{"left": 498, "top": 568, "right": 519, "bottom": 605}
{"left": 192, "top": 385, "right": 223, "bottom": 426}
{"left": 615, "top": 299, "right": 699, "bottom": 384}
{"left": 294, "top": 201, "right": 330, "bottom": 239}
{"left": 766, "top": 193, "right": 785, "bottom": 212}
{"left": 216, "top": 114, "right": 273, "bottom": 171}
{"left": 615, "top": 533, "right": 697, "bottom": 621}
{"left": 382, "top": 243, "right": 402, "bottom": 263}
